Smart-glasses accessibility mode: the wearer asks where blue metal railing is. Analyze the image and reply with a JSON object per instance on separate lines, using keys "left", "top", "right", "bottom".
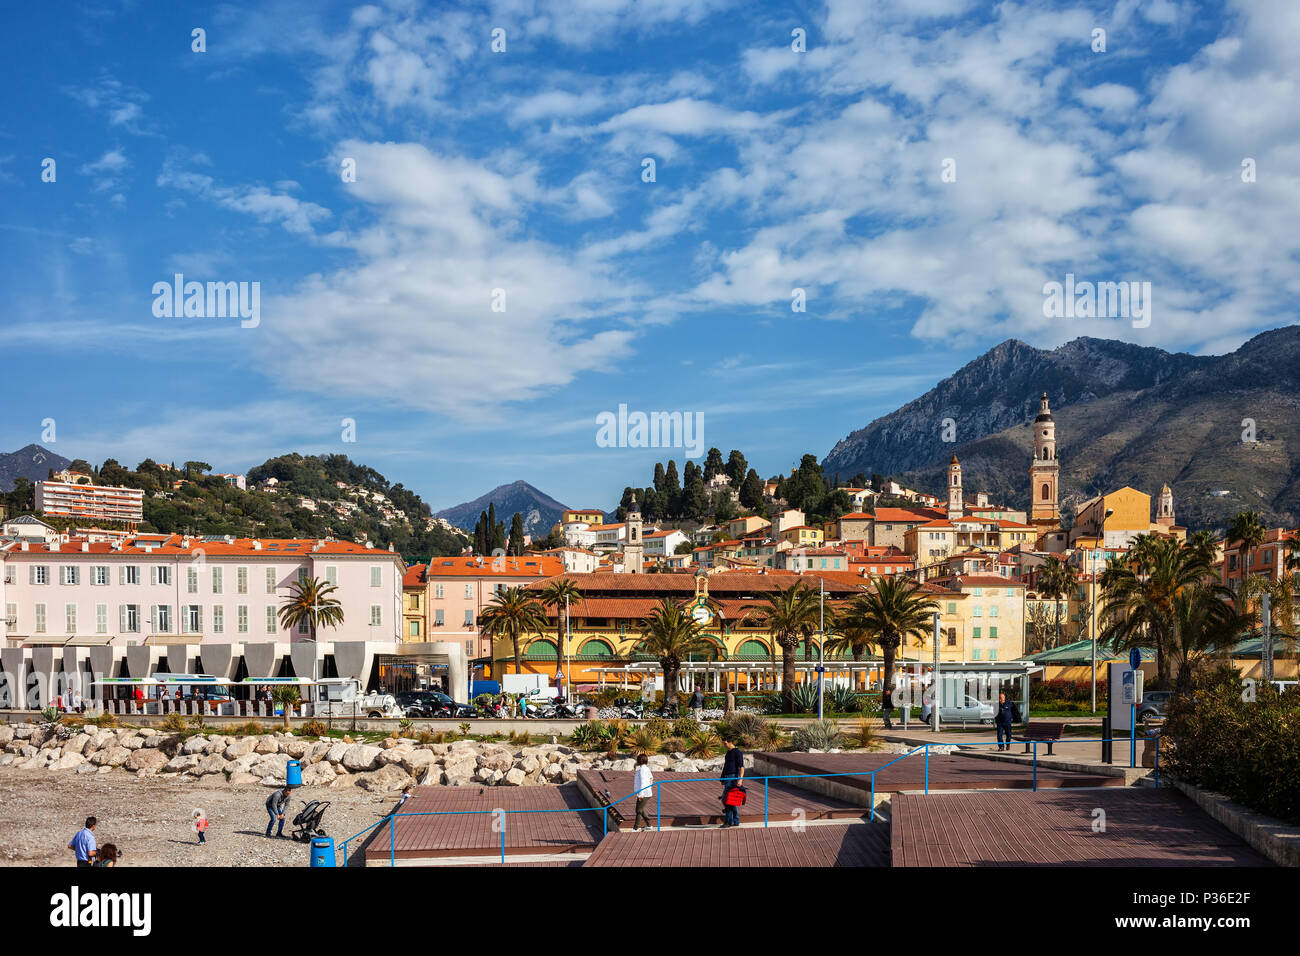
{"left": 335, "top": 731, "right": 1163, "bottom": 866}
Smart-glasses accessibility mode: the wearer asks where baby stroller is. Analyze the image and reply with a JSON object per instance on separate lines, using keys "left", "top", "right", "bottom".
{"left": 290, "top": 800, "right": 330, "bottom": 842}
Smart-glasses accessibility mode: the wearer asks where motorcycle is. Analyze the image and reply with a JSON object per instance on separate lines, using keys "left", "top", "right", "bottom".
{"left": 613, "top": 696, "right": 644, "bottom": 719}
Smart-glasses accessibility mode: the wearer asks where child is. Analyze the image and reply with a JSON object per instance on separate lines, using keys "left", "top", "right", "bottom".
{"left": 192, "top": 809, "right": 208, "bottom": 844}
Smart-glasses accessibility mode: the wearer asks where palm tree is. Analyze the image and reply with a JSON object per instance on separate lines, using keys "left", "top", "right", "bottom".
{"left": 1227, "top": 510, "right": 1266, "bottom": 593}
{"left": 1037, "top": 555, "right": 1079, "bottom": 648}
{"left": 848, "top": 575, "right": 939, "bottom": 708}
{"left": 271, "top": 686, "right": 300, "bottom": 730}
{"left": 478, "top": 586, "right": 548, "bottom": 675}
{"left": 1187, "top": 529, "right": 1219, "bottom": 567}
{"left": 635, "top": 599, "right": 714, "bottom": 703}
{"left": 754, "top": 582, "right": 821, "bottom": 712}
{"left": 1099, "top": 535, "right": 1216, "bottom": 689}
{"left": 538, "top": 578, "right": 583, "bottom": 687}
{"left": 278, "top": 577, "right": 344, "bottom": 641}
{"left": 1168, "top": 585, "right": 1245, "bottom": 693}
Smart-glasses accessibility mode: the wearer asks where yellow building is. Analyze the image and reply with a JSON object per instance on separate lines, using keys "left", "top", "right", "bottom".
{"left": 1069, "top": 486, "right": 1186, "bottom": 549}
{"left": 779, "top": 525, "right": 824, "bottom": 546}
{"left": 489, "top": 569, "right": 1025, "bottom": 689}
{"left": 562, "top": 509, "right": 604, "bottom": 526}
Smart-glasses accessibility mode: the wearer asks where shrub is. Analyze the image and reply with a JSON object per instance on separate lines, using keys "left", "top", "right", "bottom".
{"left": 644, "top": 717, "right": 673, "bottom": 740}
{"left": 790, "top": 719, "right": 844, "bottom": 752}
{"left": 630, "top": 726, "right": 660, "bottom": 757}
{"left": 844, "top": 721, "right": 875, "bottom": 750}
{"left": 786, "top": 683, "right": 819, "bottom": 714}
{"left": 300, "top": 720, "right": 329, "bottom": 738}
{"left": 660, "top": 736, "right": 686, "bottom": 755}
{"left": 1163, "top": 666, "right": 1299, "bottom": 823}
{"left": 507, "top": 730, "right": 533, "bottom": 746}
{"left": 714, "top": 712, "right": 770, "bottom": 749}
{"left": 235, "top": 720, "right": 265, "bottom": 736}
{"left": 87, "top": 713, "right": 118, "bottom": 728}
{"left": 569, "top": 721, "right": 609, "bottom": 750}
{"left": 39, "top": 706, "right": 59, "bottom": 724}
{"left": 458, "top": 722, "right": 471, "bottom": 736}
{"left": 159, "top": 712, "right": 189, "bottom": 733}
{"left": 586, "top": 687, "right": 623, "bottom": 708}
{"left": 685, "top": 727, "right": 722, "bottom": 758}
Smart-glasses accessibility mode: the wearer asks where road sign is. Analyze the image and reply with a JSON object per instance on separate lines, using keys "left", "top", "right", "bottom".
{"left": 1130, "top": 647, "right": 1141, "bottom": 671}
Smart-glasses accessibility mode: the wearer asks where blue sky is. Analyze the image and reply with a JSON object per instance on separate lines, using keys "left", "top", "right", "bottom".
{"left": 2, "top": 0, "right": 1297, "bottom": 512}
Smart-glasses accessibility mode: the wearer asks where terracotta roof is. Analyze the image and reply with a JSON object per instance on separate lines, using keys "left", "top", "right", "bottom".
{"left": 403, "top": 563, "right": 427, "bottom": 587}
{"left": 928, "top": 574, "right": 1024, "bottom": 589}
{"left": 422, "top": 556, "right": 566, "bottom": 577}
{"left": 2, "top": 534, "right": 399, "bottom": 558}
{"left": 872, "top": 508, "right": 946, "bottom": 522}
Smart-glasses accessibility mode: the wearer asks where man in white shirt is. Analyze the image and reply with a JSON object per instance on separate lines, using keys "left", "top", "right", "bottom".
{"left": 632, "top": 754, "right": 654, "bottom": 831}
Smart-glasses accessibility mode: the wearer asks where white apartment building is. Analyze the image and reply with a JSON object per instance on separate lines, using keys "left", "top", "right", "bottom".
{"left": 35, "top": 480, "right": 144, "bottom": 524}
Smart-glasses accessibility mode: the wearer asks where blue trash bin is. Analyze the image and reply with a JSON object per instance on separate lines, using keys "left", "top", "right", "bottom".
{"left": 310, "top": 836, "right": 335, "bottom": 867}
{"left": 286, "top": 759, "right": 303, "bottom": 787}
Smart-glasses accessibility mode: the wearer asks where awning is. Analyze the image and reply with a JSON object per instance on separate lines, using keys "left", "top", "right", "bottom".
{"left": 64, "top": 636, "right": 114, "bottom": 646}
{"left": 143, "top": 633, "right": 202, "bottom": 645}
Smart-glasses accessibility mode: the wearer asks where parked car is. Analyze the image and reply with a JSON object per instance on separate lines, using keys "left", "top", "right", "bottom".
{"left": 938, "top": 694, "right": 996, "bottom": 724}
{"left": 1137, "top": 690, "right": 1173, "bottom": 721}
{"left": 312, "top": 678, "right": 402, "bottom": 719}
{"left": 397, "top": 690, "right": 475, "bottom": 719}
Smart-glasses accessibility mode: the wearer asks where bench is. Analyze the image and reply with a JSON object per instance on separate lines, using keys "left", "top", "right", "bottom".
{"left": 1019, "top": 721, "right": 1065, "bottom": 756}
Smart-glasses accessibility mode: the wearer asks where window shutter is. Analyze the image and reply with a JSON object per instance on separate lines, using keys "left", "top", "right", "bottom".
{"left": 28, "top": 566, "right": 35, "bottom": 585}
{"left": 119, "top": 605, "right": 126, "bottom": 632}
{"left": 150, "top": 566, "right": 157, "bottom": 586}
{"left": 118, "top": 566, "right": 125, "bottom": 586}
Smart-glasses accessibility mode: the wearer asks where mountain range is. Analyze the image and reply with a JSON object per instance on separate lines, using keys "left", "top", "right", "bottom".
{"left": 822, "top": 327, "right": 1300, "bottom": 530}
{"left": 0, "top": 443, "right": 72, "bottom": 492}
{"left": 434, "top": 480, "right": 570, "bottom": 537}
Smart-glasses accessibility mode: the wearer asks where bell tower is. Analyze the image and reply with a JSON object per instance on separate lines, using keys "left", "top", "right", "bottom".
{"left": 1030, "top": 392, "right": 1060, "bottom": 525}
{"left": 624, "top": 493, "right": 644, "bottom": 573}
{"left": 947, "top": 454, "right": 963, "bottom": 521}
{"left": 1155, "top": 483, "right": 1175, "bottom": 527}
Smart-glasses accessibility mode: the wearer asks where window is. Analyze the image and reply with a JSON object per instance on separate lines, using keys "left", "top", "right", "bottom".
{"left": 95, "top": 604, "right": 107, "bottom": 634}
{"left": 988, "top": 649, "right": 998, "bottom": 661}
{"left": 946, "top": 628, "right": 956, "bottom": 646}
{"left": 121, "top": 605, "right": 140, "bottom": 633}
{"left": 2, "top": 567, "right": 12, "bottom": 585}
{"left": 65, "top": 604, "right": 77, "bottom": 633}
{"left": 1006, "top": 588, "right": 1014, "bottom": 597}
{"left": 122, "top": 566, "right": 141, "bottom": 585}
{"left": 973, "top": 606, "right": 982, "bottom": 617}
{"left": 947, "top": 602, "right": 957, "bottom": 615}
{"left": 297, "top": 567, "right": 309, "bottom": 585}
{"left": 155, "top": 605, "right": 172, "bottom": 633}
{"left": 266, "top": 606, "right": 277, "bottom": 633}
{"left": 184, "top": 606, "right": 202, "bottom": 632}
{"left": 465, "top": 641, "right": 474, "bottom": 657}
{"left": 989, "top": 605, "right": 999, "bottom": 618}
{"left": 31, "top": 566, "right": 50, "bottom": 585}
{"left": 154, "top": 565, "right": 172, "bottom": 586}
{"left": 187, "top": 568, "right": 198, "bottom": 593}
{"left": 237, "top": 605, "right": 248, "bottom": 633}
{"left": 237, "top": 567, "right": 248, "bottom": 593}
{"left": 370, "top": 566, "right": 382, "bottom": 587}
{"left": 409, "top": 621, "right": 420, "bottom": 638}
{"left": 973, "top": 627, "right": 981, "bottom": 639}
{"left": 370, "top": 605, "right": 382, "bottom": 626}
{"left": 435, "top": 609, "right": 444, "bottom": 626}
{"left": 212, "top": 606, "right": 224, "bottom": 634}
{"left": 972, "top": 649, "right": 981, "bottom": 661}
{"left": 35, "top": 604, "right": 46, "bottom": 633}
{"left": 434, "top": 584, "right": 444, "bottom": 599}
{"left": 464, "top": 609, "right": 475, "bottom": 627}
{"left": 92, "top": 566, "right": 109, "bottom": 586}
{"left": 325, "top": 566, "right": 338, "bottom": 586}
{"left": 60, "top": 566, "right": 80, "bottom": 585}
{"left": 298, "top": 616, "right": 308, "bottom": 634}
{"left": 266, "top": 568, "right": 277, "bottom": 593}
{"left": 989, "top": 626, "right": 998, "bottom": 640}
{"left": 211, "top": 567, "right": 223, "bottom": 594}
{"left": 464, "top": 584, "right": 473, "bottom": 600}
{"left": 972, "top": 588, "right": 982, "bottom": 597}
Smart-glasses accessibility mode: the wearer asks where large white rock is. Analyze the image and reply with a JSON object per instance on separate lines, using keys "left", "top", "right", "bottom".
{"left": 127, "top": 749, "right": 169, "bottom": 773}
{"left": 164, "top": 754, "right": 202, "bottom": 773}
{"left": 0, "top": 727, "right": 14, "bottom": 745}
{"left": 503, "top": 767, "right": 527, "bottom": 786}
{"left": 196, "top": 755, "right": 229, "bottom": 776}
{"left": 611, "top": 758, "right": 636, "bottom": 772}
{"left": 91, "top": 746, "right": 131, "bottom": 767}
{"left": 228, "top": 771, "right": 260, "bottom": 787}
{"left": 280, "top": 739, "right": 310, "bottom": 758}
{"left": 341, "top": 744, "right": 382, "bottom": 773}
{"left": 254, "top": 736, "right": 280, "bottom": 754}
{"left": 399, "top": 750, "right": 437, "bottom": 775}
{"left": 325, "top": 743, "right": 350, "bottom": 765}
{"left": 224, "top": 737, "right": 257, "bottom": 759}
{"left": 356, "top": 765, "right": 412, "bottom": 793}
{"left": 250, "top": 753, "right": 291, "bottom": 781}
{"left": 301, "top": 762, "right": 337, "bottom": 787}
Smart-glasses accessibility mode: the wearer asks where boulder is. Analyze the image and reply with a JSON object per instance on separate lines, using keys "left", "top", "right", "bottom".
{"left": 196, "top": 755, "right": 229, "bottom": 776}
{"left": 379, "top": 737, "right": 402, "bottom": 750}
{"left": 306, "top": 741, "right": 332, "bottom": 764}
{"left": 138, "top": 728, "right": 157, "bottom": 737}
{"left": 228, "top": 754, "right": 260, "bottom": 775}
{"left": 518, "top": 755, "right": 541, "bottom": 775}
{"left": 502, "top": 767, "right": 527, "bottom": 786}
{"left": 477, "top": 752, "right": 513, "bottom": 773}
{"left": 0, "top": 726, "right": 14, "bottom": 745}
{"left": 301, "top": 762, "right": 337, "bottom": 787}
{"left": 13, "top": 726, "right": 34, "bottom": 740}
{"left": 473, "top": 766, "right": 495, "bottom": 784}
{"left": 329, "top": 773, "right": 357, "bottom": 789}
{"left": 325, "top": 743, "right": 350, "bottom": 765}
{"left": 64, "top": 734, "right": 93, "bottom": 756}
{"left": 31, "top": 726, "right": 54, "bottom": 747}
{"left": 182, "top": 736, "right": 210, "bottom": 755}
{"left": 250, "top": 753, "right": 291, "bottom": 781}
{"left": 0, "top": 754, "right": 13, "bottom": 767}
{"left": 142, "top": 734, "right": 166, "bottom": 749}
{"left": 228, "top": 772, "right": 261, "bottom": 787}
{"left": 163, "top": 754, "right": 202, "bottom": 773}
{"left": 254, "top": 736, "right": 280, "bottom": 754}
{"left": 341, "top": 744, "right": 382, "bottom": 773}
{"left": 121, "top": 736, "right": 145, "bottom": 751}
{"left": 611, "top": 758, "right": 636, "bottom": 772}
{"left": 49, "top": 753, "right": 87, "bottom": 771}
{"left": 647, "top": 754, "right": 670, "bottom": 769}
{"left": 399, "top": 750, "right": 438, "bottom": 775}
{"left": 442, "top": 757, "right": 477, "bottom": 785}
{"left": 280, "top": 738, "right": 310, "bottom": 758}
{"left": 542, "top": 763, "right": 563, "bottom": 781}
{"left": 671, "top": 759, "right": 701, "bottom": 773}
{"left": 224, "top": 737, "right": 257, "bottom": 759}
{"left": 127, "top": 749, "right": 170, "bottom": 773}
{"left": 355, "top": 765, "right": 412, "bottom": 793}
{"left": 91, "top": 746, "right": 131, "bottom": 767}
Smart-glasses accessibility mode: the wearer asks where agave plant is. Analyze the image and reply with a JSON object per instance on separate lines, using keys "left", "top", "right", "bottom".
{"left": 630, "top": 726, "right": 661, "bottom": 757}
{"left": 827, "top": 684, "right": 861, "bottom": 713}
{"left": 790, "top": 719, "right": 844, "bottom": 752}
{"left": 760, "top": 721, "right": 787, "bottom": 751}
{"left": 671, "top": 716, "right": 701, "bottom": 738}
{"left": 787, "top": 682, "right": 819, "bottom": 714}
{"left": 716, "top": 712, "right": 769, "bottom": 748}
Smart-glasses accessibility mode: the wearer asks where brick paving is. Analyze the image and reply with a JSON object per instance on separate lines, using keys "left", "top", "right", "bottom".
{"left": 890, "top": 789, "right": 1272, "bottom": 866}
{"left": 361, "top": 783, "right": 603, "bottom": 863}
{"left": 583, "top": 820, "right": 890, "bottom": 867}
{"left": 760, "top": 750, "right": 1123, "bottom": 794}
{"left": 576, "top": 769, "right": 869, "bottom": 829}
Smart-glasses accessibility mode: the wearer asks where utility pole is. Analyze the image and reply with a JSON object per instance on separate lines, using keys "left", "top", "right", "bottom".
{"left": 931, "top": 611, "right": 940, "bottom": 733}
{"left": 817, "top": 578, "right": 825, "bottom": 721}
{"left": 1262, "top": 592, "right": 1273, "bottom": 684}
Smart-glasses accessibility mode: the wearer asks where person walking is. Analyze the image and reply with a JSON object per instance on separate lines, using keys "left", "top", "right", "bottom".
{"left": 69, "top": 816, "right": 98, "bottom": 867}
{"left": 193, "top": 809, "right": 208, "bottom": 844}
{"left": 265, "top": 784, "right": 293, "bottom": 838}
{"left": 880, "top": 686, "right": 894, "bottom": 729}
{"left": 994, "top": 692, "right": 1019, "bottom": 751}
{"left": 725, "top": 685, "right": 735, "bottom": 716}
{"left": 689, "top": 687, "right": 705, "bottom": 721}
{"left": 632, "top": 754, "right": 654, "bottom": 831}
{"left": 719, "top": 736, "right": 745, "bottom": 828}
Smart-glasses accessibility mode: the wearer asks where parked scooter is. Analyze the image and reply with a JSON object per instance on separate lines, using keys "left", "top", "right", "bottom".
{"left": 613, "top": 696, "right": 644, "bottom": 719}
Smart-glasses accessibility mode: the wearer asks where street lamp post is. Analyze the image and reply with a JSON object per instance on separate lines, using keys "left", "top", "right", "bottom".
{"left": 1090, "top": 508, "right": 1113, "bottom": 714}
{"left": 817, "top": 578, "right": 825, "bottom": 721}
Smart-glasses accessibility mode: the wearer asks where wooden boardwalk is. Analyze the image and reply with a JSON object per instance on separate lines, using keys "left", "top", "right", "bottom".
{"left": 890, "top": 789, "right": 1272, "bottom": 866}
{"left": 761, "top": 750, "right": 1123, "bottom": 794}
{"left": 576, "top": 768, "right": 869, "bottom": 829}
{"left": 584, "top": 821, "right": 890, "bottom": 867}
{"left": 361, "top": 783, "right": 603, "bottom": 864}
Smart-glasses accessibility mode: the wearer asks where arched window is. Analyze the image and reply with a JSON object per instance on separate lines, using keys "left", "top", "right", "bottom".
{"left": 736, "top": 640, "right": 771, "bottom": 659}
{"left": 1041, "top": 483, "right": 1051, "bottom": 500}
{"left": 578, "top": 639, "right": 614, "bottom": 658}
{"left": 524, "top": 639, "right": 558, "bottom": 660}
